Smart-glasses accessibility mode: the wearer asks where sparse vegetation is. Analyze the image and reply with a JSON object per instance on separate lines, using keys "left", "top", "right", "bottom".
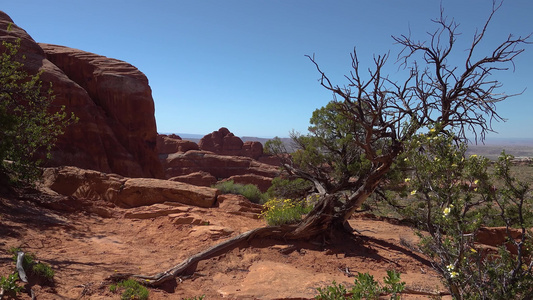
{"left": 8, "top": 247, "right": 55, "bottom": 284}
{"left": 109, "top": 279, "right": 149, "bottom": 300}
{"left": 315, "top": 270, "right": 405, "bottom": 300}
{"left": 182, "top": 296, "right": 205, "bottom": 300}
{"left": 213, "top": 180, "right": 267, "bottom": 204}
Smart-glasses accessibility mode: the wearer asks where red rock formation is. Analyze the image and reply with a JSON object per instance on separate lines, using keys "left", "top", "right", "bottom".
{"left": 199, "top": 127, "right": 264, "bottom": 158}
{"left": 42, "top": 166, "right": 218, "bottom": 208}
{"left": 163, "top": 150, "right": 280, "bottom": 180}
{"left": 157, "top": 134, "right": 199, "bottom": 154}
{"left": 0, "top": 11, "right": 163, "bottom": 178}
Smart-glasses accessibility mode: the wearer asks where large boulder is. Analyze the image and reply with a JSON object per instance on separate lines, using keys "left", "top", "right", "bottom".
{"left": 42, "top": 166, "right": 218, "bottom": 208}
{"left": 117, "top": 178, "right": 217, "bottom": 208}
{"left": 0, "top": 11, "right": 163, "bottom": 178}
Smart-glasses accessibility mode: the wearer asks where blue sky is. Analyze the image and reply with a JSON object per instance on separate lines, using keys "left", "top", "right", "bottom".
{"left": 2, "top": 1, "right": 532, "bottom": 139}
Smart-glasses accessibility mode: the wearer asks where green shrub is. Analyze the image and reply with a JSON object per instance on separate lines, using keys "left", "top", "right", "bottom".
{"left": 315, "top": 270, "right": 405, "bottom": 300}
{"left": 110, "top": 279, "right": 149, "bottom": 300}
{"left": 400, "top": 131, "right": 533, "bottom": 299}
{"left": 214, "top": 180, "right": 267, "bottom": 204}
{"left": 260, "top": 198, "right": 313, "bottom": 226}
{"left": 0, "top": 273, "right": 23, "bottom": 297}
{"left": 32, "top": 262, "right": 54, "bottom": 281}
{"left": 266, "top": 177, "right": 313, "bottom": 200}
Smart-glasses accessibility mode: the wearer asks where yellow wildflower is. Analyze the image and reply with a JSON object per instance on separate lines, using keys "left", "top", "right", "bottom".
{"left": 446, "top": 264, "right": 454, "bottom": 272}
{"left": 410, "top": 190, "right": 417, "bottom": 196}
{"left": 450, "top": 271, "right": 459, "bottom": 278}
{"left": 404, "top": 178, "right": 411, "bottom": 183}
{"left": 443, "top": 207, "right": 451, "bottom": 216}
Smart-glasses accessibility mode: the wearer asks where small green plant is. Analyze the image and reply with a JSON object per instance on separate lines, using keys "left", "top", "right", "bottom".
{"left": 9, "top": 247, "right": 35, "bottom": 269}
{"left": 109, "top": 279, "right": 149, "bottom": 300}
{"left": 315, "top": 270, "right": 405, "bottom": 300}
{"left": 8, "top": 247, "right": 54, "bottom": 283}
{"left": 0, "top": 273, "right": 23, "bottom": 297}
{"left": 260, "top": 198, "right": 313, "bottom": 226}
{"left": 316, "top": 281, "right": 348, "bottom": 299}
{"left": 213, "top": 180, "right": 267, "bottom": 204}
{"left": 182, "top": 296, "right": 205, "bottom": 300}
{"left": 32, "top": 262, "right": 55, "bottom": 281}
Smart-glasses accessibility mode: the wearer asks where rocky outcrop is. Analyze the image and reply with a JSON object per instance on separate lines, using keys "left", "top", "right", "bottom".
{"left": 42, "top": 166, "right": 218, "bottom": 208}
{"left": 198, "top": 127, "right": 264, "bottom": 160}
{"left": 0, "top": 11, "right": 163, "bottom": 178}
{"left": 162, "top": 150, "right": 280, "bottom": 180}
{"left": 157, "top": 134, "right": 199, "bottom": 154}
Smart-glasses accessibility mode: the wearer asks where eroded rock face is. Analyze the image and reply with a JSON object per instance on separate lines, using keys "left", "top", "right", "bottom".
{"left": 42, "top": 166, "right": 218, "bottom": 208}
{"left": 0, "top": 11, "right": 163, "bottom": 178}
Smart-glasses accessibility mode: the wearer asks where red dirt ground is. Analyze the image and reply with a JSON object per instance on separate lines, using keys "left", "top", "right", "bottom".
{"left": 0, "top": 194, "right": 450, "bottom": 299}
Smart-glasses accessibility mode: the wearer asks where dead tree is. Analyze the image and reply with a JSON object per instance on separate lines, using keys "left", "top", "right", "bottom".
{"left": 117, "top": 1, "right": 530, "bottom": 286}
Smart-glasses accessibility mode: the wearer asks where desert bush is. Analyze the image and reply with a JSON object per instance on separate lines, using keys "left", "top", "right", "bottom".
{"left": 400, "top": 130, "right": 533, "bottom": 299}
{"left": 213, "top": 180, "right": 267, "bottom": 204}
{"left": 109, "top": 279, "right": 149, "bottom": 300}
{"left": 266, "top": 177, "right": 313, "bottom": 200}
{"left": 315, "top": 270, "right": 405, "bottom": 300}
{"left": 260, "top": 197, "right": 313, "bottom": 226}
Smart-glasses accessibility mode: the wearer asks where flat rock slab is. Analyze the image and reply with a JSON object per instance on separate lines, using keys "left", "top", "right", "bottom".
{"left": 216, "top": 261, "right": 345, "bottom": 299}
{"left": 123, "top": 203, "right": 191, "bottom": 219}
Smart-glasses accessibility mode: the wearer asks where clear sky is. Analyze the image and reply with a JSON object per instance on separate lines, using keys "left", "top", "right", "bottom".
{"left": 2, "top": 1, "right": 532, "bottom": 139}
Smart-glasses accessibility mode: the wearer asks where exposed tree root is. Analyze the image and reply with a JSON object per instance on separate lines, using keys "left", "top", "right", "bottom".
{"left": 108, "top": 225, "right": 297, "bottom": 287}
{"left": 107, "top": 195, "right": 356, "bottom": 287}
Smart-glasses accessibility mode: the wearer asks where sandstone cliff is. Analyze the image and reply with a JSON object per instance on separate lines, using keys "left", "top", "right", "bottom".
{"left": 0, "top": 11, "right": 163, "bottom": 178}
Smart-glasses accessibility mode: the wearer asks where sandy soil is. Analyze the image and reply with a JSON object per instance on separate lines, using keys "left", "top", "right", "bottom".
{"left": 0, "top": 195, "right": 449, "bottom": 299}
